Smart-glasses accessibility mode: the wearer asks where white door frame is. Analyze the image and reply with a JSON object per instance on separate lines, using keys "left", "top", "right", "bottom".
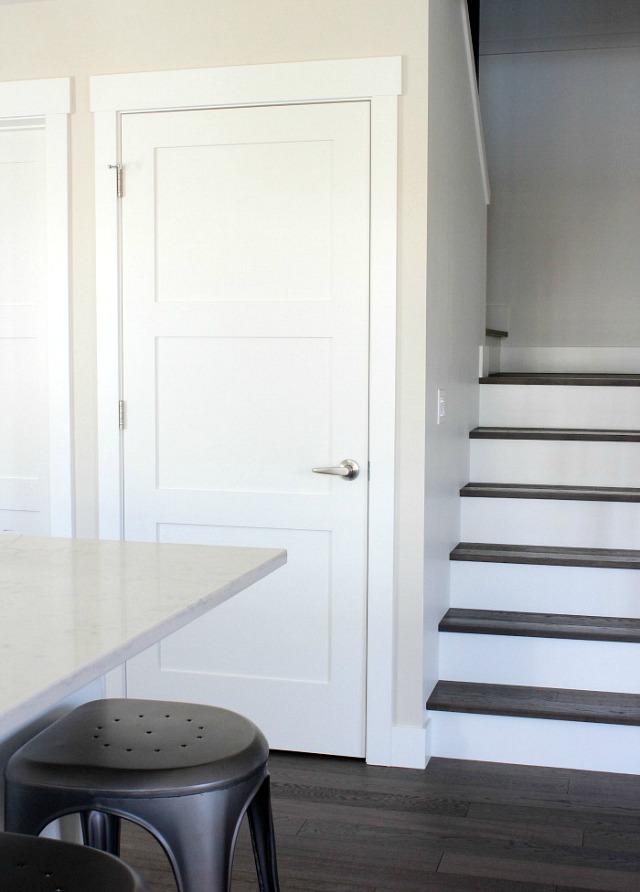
{"left": 0, "top": 77, "right": 73, "bottom": 536}
{"left": 91, "top": 57, "right": 400, "bottom": 765}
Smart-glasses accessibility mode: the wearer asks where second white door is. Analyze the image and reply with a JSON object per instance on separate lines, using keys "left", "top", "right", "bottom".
{"left": 121, "top": 101, "right": 371, "bottom": 756}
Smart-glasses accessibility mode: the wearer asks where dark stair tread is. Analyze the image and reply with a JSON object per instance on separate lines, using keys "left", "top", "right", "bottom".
{"left": 479, "top": 373, "right": 640, "bottom": 386}
{"left": 450, "top": 542, "right": 640, "bottom": 569}
{"left": 439, "top": 608, "right": 640, "bottom": 642}
{"left": 460, "top": 482, "right": 640, "bottom": 502}
{"left": 427, "top": 681, "right": 640, "bottom": 726}
{"left": 470, "top": 427, "right": 640, "bottom": 442}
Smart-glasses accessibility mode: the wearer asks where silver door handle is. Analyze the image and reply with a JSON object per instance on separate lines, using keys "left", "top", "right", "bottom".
{"left": 312, "top": 459, "right": 360, "bottom": 480}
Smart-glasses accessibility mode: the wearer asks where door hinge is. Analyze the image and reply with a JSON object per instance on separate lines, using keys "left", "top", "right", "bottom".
{"left": 119, "top": 399, "right": 126, "bottom": 429}
{"left": 109, "top": 163, "right": 123, "bottom": 198}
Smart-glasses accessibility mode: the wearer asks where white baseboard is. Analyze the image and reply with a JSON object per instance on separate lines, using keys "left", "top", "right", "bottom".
{"left": 500, "top": 346, "right": 640, "bottom": 373}
{"left": 388, "top": 720, "right": 431, "bottom": 769}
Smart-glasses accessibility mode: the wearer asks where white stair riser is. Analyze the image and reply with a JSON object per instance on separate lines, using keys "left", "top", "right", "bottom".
{"left": 450, "top": 560, "right": 640, "bottom": 616}
{"left": 470, "top": 439, "right": 640, "bottom": 487}
{"left": 430, "top": 711, "right": 640, "bottom": 774}
{"left": 461, "top": 497, "right": 640, "bottom": 549}
{"left": 480, "top": 384, "right": 640, "bottom": 430}
{"left": 500, "top": 346, "right": 640, "bottom": 374}
{"left": 440, "top": 633, "right": 640, "bottom": 693}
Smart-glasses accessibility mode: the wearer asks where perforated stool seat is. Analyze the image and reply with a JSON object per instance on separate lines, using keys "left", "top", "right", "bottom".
{"left": 4, "top": 699, "right": 280, "bottom": 892}
{"left": 0, "top": 830, "right": 149, "bottom": 892}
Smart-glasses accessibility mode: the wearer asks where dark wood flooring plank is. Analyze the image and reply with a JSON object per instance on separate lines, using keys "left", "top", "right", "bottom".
{"left": 271, "top": 778, "right": 469, "bottom": 816}
{"left": 468, "top": 801, "right": 640, "bottom": 833}
{"left": 438, "top": 852, "right": 640, "bottom": 891}
{"left": 379, "top": 879, "right": 552, "bottom": 892}
{"left": 426, "top": 756, "right": 574, "bottom": 783}
{"left": 424, "top": 757, "right": 572, "bottom": 797}
{"left": 583, "top": 830, "right": 640, "bottom": 854}
{"left": 436, "top": 834, "right": 640, "bottom": 871}
{"left": 295, "top": 811, "right": 582, "bottom": 848}
{"left": 270, "top": 775, "right": 471, "bottom": 817}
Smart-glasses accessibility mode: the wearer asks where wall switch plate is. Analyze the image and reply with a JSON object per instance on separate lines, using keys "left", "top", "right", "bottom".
{"left": 437, "top": 388, "right": 446, "bottom": 424}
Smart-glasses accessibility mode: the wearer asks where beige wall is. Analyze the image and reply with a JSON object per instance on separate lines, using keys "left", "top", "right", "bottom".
{"left": 0, "top": 0, "right": 430, "bottom": 736}
{"left": 0, "top": 0, "right": 487, "bottom": 749}
{"left": 423, "top": 0, "right": 487, "bottom": 711}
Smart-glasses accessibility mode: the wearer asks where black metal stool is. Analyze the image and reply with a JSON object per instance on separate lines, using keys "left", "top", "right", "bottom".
{"left": 4, "top": 699, "right": 280, "bottom": 892}
{"left": 0, "top": 830, "right": 149, "bottom": 892}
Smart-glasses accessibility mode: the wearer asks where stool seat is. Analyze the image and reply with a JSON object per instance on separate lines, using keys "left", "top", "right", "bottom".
{"left": 0, "top": 830, "right": 149, "bottom": 892}
{"left": 4, "top": 699, "right": 280, "bottom": 892}
{"left": 7, "top": 698, "right": 268, "bottom": 796}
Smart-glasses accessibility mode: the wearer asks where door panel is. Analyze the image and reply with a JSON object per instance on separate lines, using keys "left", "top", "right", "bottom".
{"left": 121, "top": 102, "right": 370, "bottom": 756}
{"left": 154, "top": 140, "right": 332, "bottom": 302}
{"left": 155, "top": 336, "right": 331, "bottom": 494}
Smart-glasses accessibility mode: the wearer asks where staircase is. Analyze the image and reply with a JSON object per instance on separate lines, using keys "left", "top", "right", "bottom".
{"left": 427, "top": 371, "right": 640, "bottom": 773}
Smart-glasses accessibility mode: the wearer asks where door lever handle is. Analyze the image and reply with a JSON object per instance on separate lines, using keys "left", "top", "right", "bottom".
{"left": 312, "top": 459, "right": 360, "bottom": 480}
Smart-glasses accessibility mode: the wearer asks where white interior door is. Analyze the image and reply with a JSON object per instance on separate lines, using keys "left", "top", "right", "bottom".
{"left": 0, "top": 126, "right": 50, "bottom": 535}
{"left": 121, "top": 101, "right": 371, "bottom": 756}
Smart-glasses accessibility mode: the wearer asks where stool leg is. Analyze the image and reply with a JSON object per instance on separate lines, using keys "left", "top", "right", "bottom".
{"left": 4, "top": 785, "right": 70, "bottom": 837}
{"left": 102, "top": 780, "right": 256, "bottom": 892}
{"left": 81, "top": 810, "right": 121, "bottom": 855}
{"left": 247, "top": 776, "right": 280, "bottom": 892}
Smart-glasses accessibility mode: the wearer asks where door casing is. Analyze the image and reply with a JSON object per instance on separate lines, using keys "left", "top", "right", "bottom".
{"left": 91, "top": 56, "right": 401, "bottom": 765}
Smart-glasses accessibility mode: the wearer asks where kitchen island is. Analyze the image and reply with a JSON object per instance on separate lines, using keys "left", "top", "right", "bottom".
{"left": 0, "top": 534, "right": 286, "bottom": 738}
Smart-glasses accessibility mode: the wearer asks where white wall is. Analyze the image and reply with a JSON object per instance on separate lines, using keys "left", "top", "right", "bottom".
{"left": 422, "top": 0, "right": 488, "bottom": 717}
{"left": 480, "top": 1, "right": 640, "bottom": 363}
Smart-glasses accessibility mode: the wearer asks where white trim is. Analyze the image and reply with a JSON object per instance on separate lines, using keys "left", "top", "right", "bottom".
{"left": 91, "top": 57, "right": 402, "bottom": 112}
{"left": 94, "top": 110, "right": 122, "bottom": 540}
{"left": 45, "top": 112, "right": 73, "bottom": 536}
{"left": 460, "top": 0, "right": 490, "bottom": 205}
{"left": 365, "top": 93, "right": 398, "bottom": 766}
{"left": 391, "top": 722, "right": 431, "bottom": 770}
{"left": 91, "top": 57, "right": 401, "bottom": 765}
{"left": 0, "top": 77, "right": 71, "bottom": 118}
{"left": 0, "top": 79, "right": 73, "bottom": 536}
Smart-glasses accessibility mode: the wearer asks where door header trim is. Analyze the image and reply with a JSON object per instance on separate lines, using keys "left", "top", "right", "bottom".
{"left": 0, "top": 77, "right": 71, "bottom": 117}
{"left": 91, "top": 57, "right": 401, "bottom": 112}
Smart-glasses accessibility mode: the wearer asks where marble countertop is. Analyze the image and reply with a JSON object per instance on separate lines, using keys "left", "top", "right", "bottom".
{"left": 0, "top": 534, "right": 286, "bottom": 736}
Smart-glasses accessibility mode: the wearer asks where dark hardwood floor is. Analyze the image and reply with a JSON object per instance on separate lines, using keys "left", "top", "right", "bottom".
{"left": 119, "top": 751, "right": 640, "bottom": 891}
